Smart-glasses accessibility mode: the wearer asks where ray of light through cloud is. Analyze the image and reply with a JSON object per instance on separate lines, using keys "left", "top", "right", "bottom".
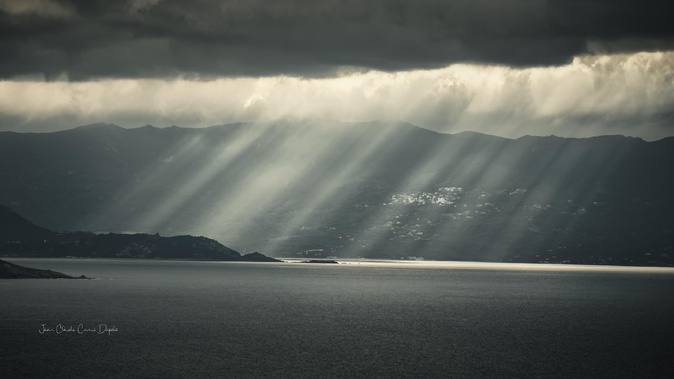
{"left": 191, "top": 123, "right": 332, "bottom": 243}
{"left": 132, "top": 124, "right": 272, "bottom": 231}
{"left": 245, "top": 122, "right": 414, "bottom": 254}
{"left": 1, "top": 50, "right": 672, "bottom": 258}
{"left": 87, "top": 130, "right": 206, "bottom": 232}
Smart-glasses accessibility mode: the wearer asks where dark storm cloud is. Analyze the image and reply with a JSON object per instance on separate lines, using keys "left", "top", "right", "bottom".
{"left": 1, "top": 0, "right": 673, "bottom": 79}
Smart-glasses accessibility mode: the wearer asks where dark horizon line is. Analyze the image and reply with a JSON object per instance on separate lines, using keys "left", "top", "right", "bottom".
{"left": 2, "top": 120, "right": 672, "bottom": 143}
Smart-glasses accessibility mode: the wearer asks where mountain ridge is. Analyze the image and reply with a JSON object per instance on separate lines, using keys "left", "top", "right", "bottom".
{"left": 3, "top": 121, "right": 671, "bottom": 143}
{"left": 1, "top": 121, "right": 672, "bottom": 265}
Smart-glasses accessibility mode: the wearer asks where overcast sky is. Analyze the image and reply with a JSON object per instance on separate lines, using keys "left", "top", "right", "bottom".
{"left": 1, "top": 0, "right": 673, "bottom": 139}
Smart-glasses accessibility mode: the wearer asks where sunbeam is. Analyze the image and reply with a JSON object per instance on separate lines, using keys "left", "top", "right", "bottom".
{"left": 133, "top": 124, "right": 273, "bottom": 231}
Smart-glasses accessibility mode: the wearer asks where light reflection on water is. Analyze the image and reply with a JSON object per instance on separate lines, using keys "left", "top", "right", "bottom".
{"left": 2, "top": 258, "right": 674, "bottom": 378}
{"left": 281, "top": 257, "right": 674, "bottom": 272}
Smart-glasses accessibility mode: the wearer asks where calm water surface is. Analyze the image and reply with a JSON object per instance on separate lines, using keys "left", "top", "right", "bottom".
{"left": 1, "top": 259, "right": 673, "bottom": 378}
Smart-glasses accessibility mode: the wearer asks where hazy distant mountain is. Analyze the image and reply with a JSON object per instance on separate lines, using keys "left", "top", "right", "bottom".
{"left": 1, "top": 121, "right": 672, "bottom": 265}
{"left": 0, "top": 206, "right": 278, "bottom": 261}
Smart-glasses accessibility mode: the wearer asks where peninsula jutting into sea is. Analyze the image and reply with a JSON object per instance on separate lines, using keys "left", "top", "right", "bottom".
{"left": 0, "top": 205, "right": 279, "bottom": 262}
{"left": 0, "top": 258, "right": 87, "bottom": 279}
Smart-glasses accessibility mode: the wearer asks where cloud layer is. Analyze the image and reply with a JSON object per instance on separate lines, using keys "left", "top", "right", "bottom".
{"left": 1, "top": 51, "right": 672, "bottom": 139}
{"left": 1, "top": 0, "right": 673, "bottom": 79}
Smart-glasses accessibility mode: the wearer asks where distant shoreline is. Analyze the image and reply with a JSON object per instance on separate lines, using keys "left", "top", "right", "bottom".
{"left": 7, "top": 256, "right": 674, "bottom": 270}
{"left": 259, "top": 258, "right": 674, "bottom": 272}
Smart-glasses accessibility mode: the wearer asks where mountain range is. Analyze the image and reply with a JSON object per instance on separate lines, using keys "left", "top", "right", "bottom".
{"left": 1, "top": 121, "right": 672, "bottom": 265}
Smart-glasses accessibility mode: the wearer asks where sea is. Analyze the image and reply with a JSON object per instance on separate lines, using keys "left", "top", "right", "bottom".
{"left": 1, "top": 258, "right": 673, "bottom": 378}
